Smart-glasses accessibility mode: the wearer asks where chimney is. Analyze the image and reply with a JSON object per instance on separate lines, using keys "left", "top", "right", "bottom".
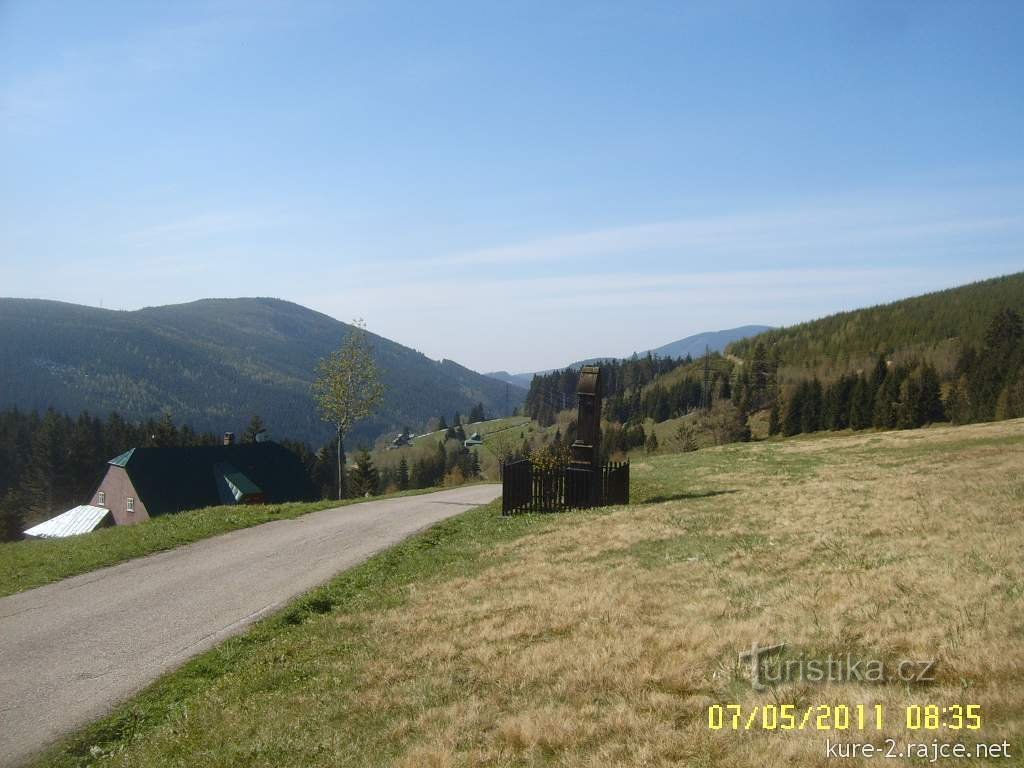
{"left": 223, "top": 432, "right": 235, "bottom": 446}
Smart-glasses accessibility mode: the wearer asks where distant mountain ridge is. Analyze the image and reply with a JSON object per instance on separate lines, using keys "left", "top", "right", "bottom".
{"left": 644, "top": 325, "right": 773, "bottom": 359}
{"left": 0, "top": 297, "right": 525, "bottom": 445}
{"left": 486, "top": 325, "right": 772, "bottom": 387}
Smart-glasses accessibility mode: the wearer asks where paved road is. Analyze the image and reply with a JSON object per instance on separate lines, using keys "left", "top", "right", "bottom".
{"left": 0, "top": 485, "right": 501, "bottom": 767}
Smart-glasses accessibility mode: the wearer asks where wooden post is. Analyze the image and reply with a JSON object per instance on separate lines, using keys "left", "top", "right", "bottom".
{"left": 570, "top": 365, "right": 603, "bottom": 506}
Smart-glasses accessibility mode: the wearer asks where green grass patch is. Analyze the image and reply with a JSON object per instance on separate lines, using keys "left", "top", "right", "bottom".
{"left": 0, "top": 487, "right": 445, "bottom": 598}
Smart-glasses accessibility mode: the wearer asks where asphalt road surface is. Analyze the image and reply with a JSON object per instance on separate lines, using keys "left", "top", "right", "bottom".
{"left": 0, "top": 484, "right": 501, "bottom": 767}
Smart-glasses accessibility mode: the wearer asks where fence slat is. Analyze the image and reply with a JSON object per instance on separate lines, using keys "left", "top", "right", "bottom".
{"left": 502, "top": 459, "right": 629, "bottom": 514}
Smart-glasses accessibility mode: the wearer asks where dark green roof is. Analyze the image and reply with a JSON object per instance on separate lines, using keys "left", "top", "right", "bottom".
{"left": 109, "top": 443, "right": 316, "bottom": 517}
{"left": 108, "top": 448, "right": 135, "bottom": 467}
{"left": 214, "top": 463, "right": 263, "bottom": 503}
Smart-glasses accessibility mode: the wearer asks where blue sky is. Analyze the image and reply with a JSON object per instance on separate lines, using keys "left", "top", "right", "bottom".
{"left": 2, "top": 1, "right": 1023, "bottom": 372}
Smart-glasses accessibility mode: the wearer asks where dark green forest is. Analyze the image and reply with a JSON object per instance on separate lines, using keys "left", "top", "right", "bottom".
{"left": 524, "top": 354, "right": 693, "bottom": 425}
{"left": 0, "top": 297, "right": 525, "bottom": 446}
{"left": 771, "top": 307, "right": 1024, "bottom": 435}
{"left": 0, "top": 409, "right": 223, "bottom": 541}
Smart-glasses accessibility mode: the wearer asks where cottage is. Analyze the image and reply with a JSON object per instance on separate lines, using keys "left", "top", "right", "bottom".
{"left": 86, "top": 439, "right": 317, "bottom": 526}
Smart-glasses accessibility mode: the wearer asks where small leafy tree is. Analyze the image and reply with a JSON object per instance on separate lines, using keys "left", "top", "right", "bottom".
{"left": 312, "top": 320, "right": 385, "bottom": 500}
{"left": 645, "top": 430, "right": 659, "bottom": 454}
{"left": 674, "top": 422, "right": 699, "bottom": 452}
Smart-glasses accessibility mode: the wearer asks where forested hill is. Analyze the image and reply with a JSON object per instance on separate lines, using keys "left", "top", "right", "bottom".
{"left": 728, "top": 272, "right": 1024, "bottom": 377}
{"left": 0, "top": 297, "right": 524, "bottom": 445}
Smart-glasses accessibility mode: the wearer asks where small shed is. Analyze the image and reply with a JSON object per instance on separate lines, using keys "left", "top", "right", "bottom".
{"left": 23, "top": 505, "right": 113, "bottom": 539}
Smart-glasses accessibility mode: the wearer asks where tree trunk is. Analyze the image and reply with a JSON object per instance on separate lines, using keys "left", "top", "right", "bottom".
{"left": 336, "top": 429, "right": 344, "bottom": 500}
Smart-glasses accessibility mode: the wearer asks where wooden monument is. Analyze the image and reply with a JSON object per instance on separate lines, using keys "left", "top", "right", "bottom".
{"left": 567, "top": 365, "right": 603, "bottom": 506}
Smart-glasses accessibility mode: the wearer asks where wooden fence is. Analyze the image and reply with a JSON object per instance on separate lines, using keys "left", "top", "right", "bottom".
{"left": 501, "top": 459, "right": 629, "bottom": 515}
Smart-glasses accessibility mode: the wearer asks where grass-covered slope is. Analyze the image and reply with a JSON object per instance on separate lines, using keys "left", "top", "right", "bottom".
{"left": 0, "top": 297, "right": 525, "bottom": 444}
{"left": 729, "top": 271, "right": 1024, "bottom": 375}
{"left": 37, "top": 418, "right": 1024, "bottom": 768}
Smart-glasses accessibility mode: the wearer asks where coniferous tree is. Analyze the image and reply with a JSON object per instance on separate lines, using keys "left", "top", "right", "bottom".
{"left": 348, "top": 448, "right": 379, "bottom": 497}
{"left": 849, "top": 376, "right": 873, "bottom": 430}
{"left": 396, "top": 457, "right": 409, "bottom": 490}
{"left": 26, "top": 409, "right": 65, "bottom": 517}
{"left": 735, "top": 400, "right": 752, "bottom": 442}
{"left": 782, "top": 386, "right": 804, "bottom": 437}
{"left": 873, "top": 372, "right": 901, "bottom": 429}
{"left": 996, "top": 368, "right": 1024, "bottom": 419}
{"left": 242, "top": 415, "right": 267, "bottom": 443}
{"left": 800, "top": 380, "right": 823, "bottom": 433}
{"left": 152, "top": 411, "right": 179, "bottom": 447}
{"left": 768, "top": 400, "right": 781, "bottom": 436}
{"left": 945, "top": 376, "right": 970, "bottom": 424}
{"left": 917, "top": 364, "right": 945, "bottom": 425}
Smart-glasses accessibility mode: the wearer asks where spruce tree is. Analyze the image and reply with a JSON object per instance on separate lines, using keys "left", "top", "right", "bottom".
{"left": 732, "top": 400, "right": 752, "bottom": 442}
{"left": 242, "top": 415, "right": 266, "bottom": 443}
{"left": 800, "top": 380, "right": 823, "bottom": 433}
{"left": 918, "top": 364, "right": 945, "bottom": 424}
{"left": 782, "top": 387, "right": 804, "bottom": 436}
{"left": 1, "top": 490, "right": 26, "bottom": 542}
{"left": 152, "top": 411, "right": 179, "bottom": 447}
{"left": 849, "top": 376, "right": 873, "bottom": 430}
{"left": 397, "top": 457, "right": 409, "bottom": 490}
{"left": 348, "top": 448, "right": 379, "bottom": 497}
{"left": 768, "top": 400, "right": 781, "bottom": 436}
{"left": 873, "top": 373, "right": 901, "bottom": 429}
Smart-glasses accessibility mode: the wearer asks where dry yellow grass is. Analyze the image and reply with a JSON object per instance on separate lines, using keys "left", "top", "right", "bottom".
{"left": 372, "top": 421, "right": 1024, "bottom": 767}
{"left": 57, "top": 419, "right": 1024, "bottom": 767}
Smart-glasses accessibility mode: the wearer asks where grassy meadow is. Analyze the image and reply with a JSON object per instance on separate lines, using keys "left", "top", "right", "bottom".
{"left": 35, "top": 419, "right": 1024, "bottom": 767}
{"left": 371, "top": 416, "right": 538, "bottom": 481}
